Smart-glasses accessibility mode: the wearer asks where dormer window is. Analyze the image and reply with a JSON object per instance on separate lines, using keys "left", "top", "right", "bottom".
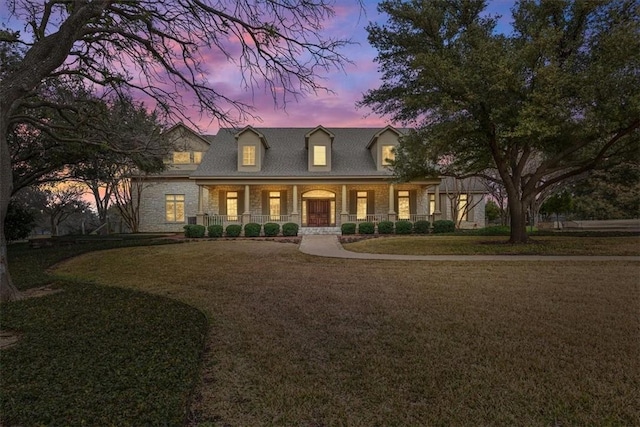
{"left": 313, "top": 145, "right": 327, "bottom": 166}
{"left": 242, "top": 145, "right": 256, "bottom": 166}
{"left": 381, "top": 145, "right": 395, "bottom": 166}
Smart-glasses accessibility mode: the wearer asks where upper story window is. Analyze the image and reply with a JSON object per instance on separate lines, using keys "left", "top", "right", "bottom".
{"left": 169, "top": 151, "right": 202, "bottom": 164}
{"left": 382, "top": 145, "right": 395, "bottom": 166}
{"left": 242, "top": 146, "right": 256, "bottom": 166}
{"left": 313, "top": 145, "right": 327, "bottom": 166}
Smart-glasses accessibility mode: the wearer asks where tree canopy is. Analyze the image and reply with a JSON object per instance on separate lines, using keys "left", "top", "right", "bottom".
{"left": 361, "top": 0, "right": 640, "bottom": 242}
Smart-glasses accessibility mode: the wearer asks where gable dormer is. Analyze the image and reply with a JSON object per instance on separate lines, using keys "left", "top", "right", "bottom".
{"left": 305, "top": 126, "right": 334, "bottom": 172}
{"left": 367, "top": 126, "right": 402, "bottom": 171}
{"left": 163, "top": 123, "right": 211, "bottom": 170}
{"left": 235, "top": 126, "right": 269, "bottom": 172}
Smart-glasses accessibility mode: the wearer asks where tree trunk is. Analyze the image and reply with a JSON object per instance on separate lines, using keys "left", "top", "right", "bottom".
{"left": 507, "top": 197, "right": 529, "bottom": 243}
{"left": 0, "top": 119, "right": 21, "bottom": 302}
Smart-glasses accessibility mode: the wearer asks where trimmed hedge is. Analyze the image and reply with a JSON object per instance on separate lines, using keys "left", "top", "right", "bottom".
{"left": 358, "top": 222, "right": 375, "bottom": 234}
{"left": 264, "top": 222, "right": 280, "bottom": 237}
{"left": 378, "top": 221, "right": 394, "bottom": 234}
{"left": 244, "top": 222, "right": 262, "bottom": 237}
{"left": 225, "top": 224, "right": 242, "bottom": 237}
{"left": 207, "top": 224, "right": 223, "bottom": 238}
{"left": 433, "top": 220, "right": 456, "bottom": 234}
{"left": 341, "top": 223, "right": 356, "bottom": 235}
{"left": 414, "top": 220, "right": 430, "bottom": 234}
{"left": 282, "top": 222, "right": 299, "bottom": 236}
{"left": 183, "top": 224, "right": 206, "bottom": 238}
{"left": 395, "top": 221, "right": 413, "bottom": 234}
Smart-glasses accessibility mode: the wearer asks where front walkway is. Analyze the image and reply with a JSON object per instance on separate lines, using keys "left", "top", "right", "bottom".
{"left": 298, "top": 235, "right": 640, "bottom": 261}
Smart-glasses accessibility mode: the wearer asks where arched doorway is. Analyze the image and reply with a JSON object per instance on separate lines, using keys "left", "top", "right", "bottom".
{"left": 302, "top": 190, "right": 336, "bottom": 227}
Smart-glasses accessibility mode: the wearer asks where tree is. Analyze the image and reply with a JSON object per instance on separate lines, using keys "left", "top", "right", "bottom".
{"left": 361, "top": 0, "right": 640, "bottom": 243}
{"left": 40, "top": 184, "right": 91, "bottom": 236}
{"left": 540, "top": 190, "right": 573, "bottom": 227}
{"left": 4, "top": 201, "right": 35, "bottom": 242}
{"left": 0, "top": 0, "right": 354, "bottom": 301}
{"left": 485, "top": 200, "right": 502, "bottom": 225}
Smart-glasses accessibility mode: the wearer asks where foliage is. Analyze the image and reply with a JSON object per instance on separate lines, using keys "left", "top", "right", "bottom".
{"left": 263, "top": 222, "right": 280, "bottom": 237}
{"left": 485, "top": 200, "right": 502, "bottom": 224}
{"left": 413, "top": 220, "right": 430, "bottom": 234}
{"left": 540, "top": 191, "right": 574, "bottom": 220}
{"left": 207, "top": 224, "right": 224, "bottom": 238}
{"left": 341, "top": 223, "right": 356, "bottom": 235}
{"left": 4, "top": 201, "right": 35, "bottom": 242}
{"left": 358, "top": 222, "right": 375, "bottom": 235}
{"left": 225, "top": 224, "right": 242, "bottom": 238}
{"left": 433, "top": 220, "right": 455, "bottom": 234}
{"left": 282, "top": 223, "right": 299, "bottom": 237}
{"left": 362, "top": 0, "right": 640, "bottom": 243}
{"left": 184, "top": 224, "right": 206, "bottom": 238}
{"left": 395, "top": 221, "right": 413, "bottom": 235}
{"left": 244, "top": 223, "right": 261, "bottom": 237}
{"left": 377, "top": 221, "right": 394, "bottom": 234}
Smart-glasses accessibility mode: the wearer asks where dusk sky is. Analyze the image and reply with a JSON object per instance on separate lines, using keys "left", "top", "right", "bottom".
{"left": 1, "top": 0, "right": 516, "bottom": 134}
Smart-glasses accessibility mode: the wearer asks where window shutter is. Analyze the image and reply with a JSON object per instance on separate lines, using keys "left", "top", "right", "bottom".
{"left": 238, "top": 191, "right": 245, "bottom": 214}
{"left": 219, "top": 191, "right": 227, "bottom": 215}
{"left": 281, "top": 191, "right": 288, "bottom": 215}
{"left": 394, "top": 189, "right": 399, "bottom": 212}
{"left": 439, "top": 194, "right": 447, "bottom": 219}
{"left": 410, "top": 190, "right": 417, "bottom": 215}
{"left": 467, "top": 195, "right": 474, "bottom": 221}
{"left": 262, "top": 191, "right": 269, "bottom": 216}
{"left": 349, "top": 190, "right": 357, "bottom": 214}
{"left": 367, "top": 190, "right": 375, "bottom": 215}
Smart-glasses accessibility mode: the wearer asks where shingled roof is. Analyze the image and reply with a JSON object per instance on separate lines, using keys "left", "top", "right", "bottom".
{"left": 191, "top": 127, "right": 409, "bottom": 178}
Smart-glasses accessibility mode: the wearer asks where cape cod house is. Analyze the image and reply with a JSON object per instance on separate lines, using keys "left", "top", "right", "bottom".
{"left": 138, "top": 123, "right": 486, "bottom": 233}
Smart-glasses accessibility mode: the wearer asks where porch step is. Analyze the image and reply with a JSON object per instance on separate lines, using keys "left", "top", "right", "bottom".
{"left": 299, "top": 227, "right": 342, "bottom": 235}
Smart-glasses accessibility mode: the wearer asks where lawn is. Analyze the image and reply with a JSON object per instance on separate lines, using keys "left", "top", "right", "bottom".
{"left": 1, "top": 238, "right": 208, "bottom": 426}
{"left": 52, "top": 240, "right": 640, "bottom": 426}
{"left": 342, "top": 234, "right": 640, "bottom": 256}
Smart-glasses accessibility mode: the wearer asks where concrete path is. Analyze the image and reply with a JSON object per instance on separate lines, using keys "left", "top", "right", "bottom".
{"left": 299, "top": 235, "right": 640, "bottom": 262}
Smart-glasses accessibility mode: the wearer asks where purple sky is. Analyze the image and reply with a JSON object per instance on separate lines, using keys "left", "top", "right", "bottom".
{"left": 1, "top": 0, "right": 516, "bottom": 135}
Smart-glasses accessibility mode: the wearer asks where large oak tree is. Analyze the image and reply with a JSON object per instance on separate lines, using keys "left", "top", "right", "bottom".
{"left": 361, "top": 0, "right": 640, "bottom": 242}
{"left": 0, "top": 0, "right": 354, "bottom": 301}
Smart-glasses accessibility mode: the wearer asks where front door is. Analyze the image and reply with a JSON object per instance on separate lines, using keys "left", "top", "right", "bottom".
{"left": 307, "top": 199, "right": 331, "bottom": 227}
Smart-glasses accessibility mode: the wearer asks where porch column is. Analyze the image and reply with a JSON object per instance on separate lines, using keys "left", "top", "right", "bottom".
{"left": 433, "top": 184, "right": 441, "bottom": 221}
{"left": 340, "top": 184, "right": 349, "bottom": 225}
{"left": 290, "top": 185, "right": 300, "bottom": 225}
{"left": 388, "top": 183, "right": 397, "bottom": 222}
{"left": 242, "top": 184, "right": 251, "bottom": 224}
{"left": 196, "top": 185, "right": 205, "bottom": 226}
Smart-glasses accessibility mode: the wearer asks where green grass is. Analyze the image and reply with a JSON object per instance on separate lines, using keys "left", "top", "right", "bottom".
{"left": 342, "top": 234, "right": 640, "bottom": 256}
{"left": 1, "top": 237, "right": 207, "bottom": 426}
{"left": 53, "top": 241, "right": 640, "bottom": 426}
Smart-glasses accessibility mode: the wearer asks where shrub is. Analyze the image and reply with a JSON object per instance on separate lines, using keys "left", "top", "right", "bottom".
{"left": 225, "top": 224, "right": 242, "bottom": 237}
{"left": 183, "top": 224, "right": 206, "bottom": 238}
{"left": 244, "top": 222, "right": 261, "bottom": 237}
{"left": 395, "top": 221, "right": 413, "bottom": 234}
{"left": 414, "top": 220, "right": 430, "bottom": 234}
{"left": 207, "top": 224, "right": 223, "bottom": 238}
{"left": 5, "top": 202, "right": 35, "bottom": 241}
{"left": 433, "top": 220, "right": 456, "bottom": 234}
{"left": 378, "top": 221, "right": 394, "bottom": 234}
{"left": 358, "top": 222, "right": 375, "bottom": 234}
{"left": 282, "top": 222, "right": 299, "bottom": 236}
{"left": 264, "top": 222, "right": 280, "bottom": 237}
{"left": 341, "top": 223, "right": 356, "bottom": 235}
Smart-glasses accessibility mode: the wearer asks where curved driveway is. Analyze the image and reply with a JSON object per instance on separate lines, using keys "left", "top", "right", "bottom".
{"left": 299, "top": 235, "right": 640, "bottom": 262}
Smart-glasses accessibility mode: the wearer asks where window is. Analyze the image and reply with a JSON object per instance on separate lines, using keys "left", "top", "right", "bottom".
{"left": 242, "top": 146, "right": 256, "bottom": 166}
{"left": 457, "top": 194, "right": 468, "bottom": 222}
{"left": 193, "top": 151, "right": 203, "bottom": 164}
{"left": 398, "top": 190, "right": 410, "bottom": 220}
{"left": 357, "top": 191, "right": 368, "bottom": 220}
{"left": 429, "top": 194, "right": 436, "bottom": 215}
{"left": 172, "top": 152, "right": 191, "bottom": 164}
{"left": 269, "top": 191, "right": 281, "bottom": 220}
{"left": 382, "top": 145, "right": 395, "bottom": 165}
{"left": 313, "top": 145, "right": 327, "bottom": 166}
{"left": 227, "top": 191, "right": 238, "bottom": 220}
{"left": 165, "top": 194, "right": 185, "bottom": 222}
